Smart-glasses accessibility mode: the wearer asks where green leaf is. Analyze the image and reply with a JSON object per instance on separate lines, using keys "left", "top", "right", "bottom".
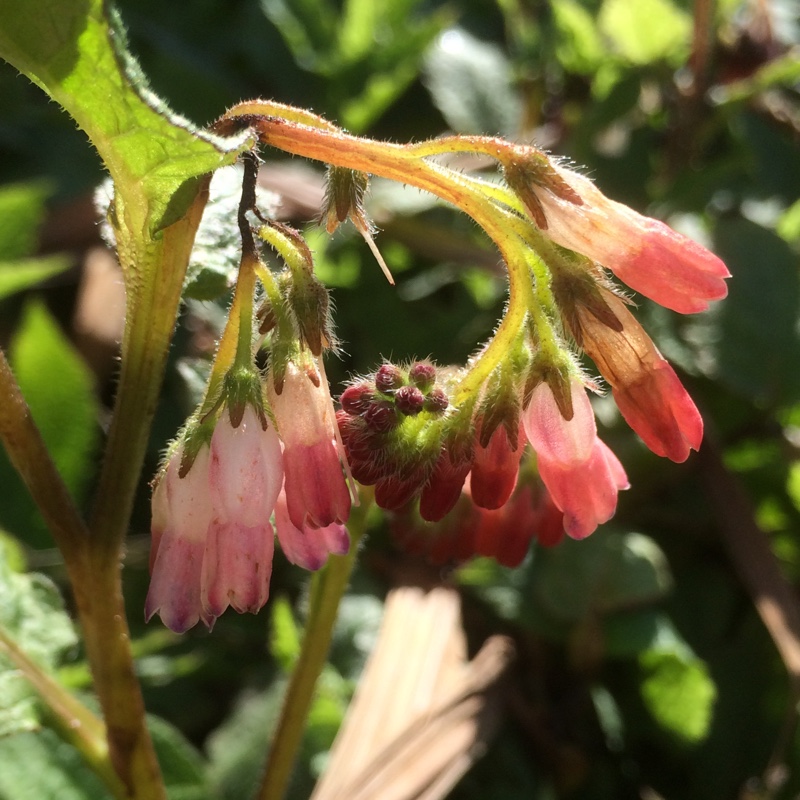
{"left": 270, "top": 597, "right": 302, "bottom": 673}
{"left": 0, "top": 729, "right": 110, "bottom": 800}
{"left": 599, "top": 0, "right": 691, "bottom": 65}
{"left": 551, "top": 0, "right": 607, "bottom": 74}
{"left": 148, "top": 715, "right": 209, "bottom": 800}
{"left": 0, "top": 537, "right": 78, "bottom": 737}
{"left": 714, "top": 217, "right": 800, "bottom": 405}
{"left": 530, "top": 531, "right": 673, "bottom": 626}
{"left": 0, "top": 0, "right": 250, "bottom": 237}
{"left": 0, "top": 257, "right": 72, "bottom": 301}
{"left": 0, "top": 181, "right": 50, "bottom": 260}
{"left": 639, "top": 647, "right": 717, "bottom": 743}
{"left": 206, "top": 682, "right": 287, "bottom": 800}
{"left": 423, "top": 28, "right": 522, "bottom": 136}
{"left": 10, "top": 300, "right": 99, "bottom": 502}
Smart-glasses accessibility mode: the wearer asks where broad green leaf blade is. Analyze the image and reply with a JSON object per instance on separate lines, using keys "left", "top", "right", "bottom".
{"left": 0, "top": 729, "right": 110, "bottom": 800}
{"left": 0, "top": 257, "right": 72, "bottom": 301}
{"left": 10, "top": 300, "right": 98, "bottom": 502}
{"left": 148, "top": 715, "right": 209, "bottom": 800}
{"left": 423, "top": 28, "right": 522, "bottom": 137}
{"left": 599, "top": 0, "right": 691, "bottom": 65}
{"left": 0, "top": 181, "right": 51, "bottom": 260}
{"left": 639, "top": 649, "right": 717, "bottom": 743}
{"left": 714, "top": 218, "right": 800, "bottom": 405}
{"left": 0, "top": 0, "right": 251, "bottom": 236}
{"left": 0, "top": 536, "right": 78, "bottom": 737}
{"left": 530, "top": 531, "right": 673, "bottom": 625}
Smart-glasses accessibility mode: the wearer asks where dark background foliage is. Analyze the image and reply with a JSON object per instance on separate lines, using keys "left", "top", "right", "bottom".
{"left": 1, "top": 0, "right": 800, "bottom": 797}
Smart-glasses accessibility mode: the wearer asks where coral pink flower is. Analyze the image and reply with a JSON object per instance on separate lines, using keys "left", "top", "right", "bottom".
{"left": 472, "top": 483, "right": 540, "bottom": 567}
{"left": 274, "top": 489, "right": 350, "bottom": 571}
{"left": 146, "top": 408, "right": 284, "bottom": 632}
{"left": 269, "top": 359, "right": 351, "bottom": 530}
{"left": 536, "top": 439, "right": 629, "bottom": 540}
{"left": 522, "top": 379, "right": 629, "bottom": 539}
{"left": 576, "top": 290, "right": 703, "bottom": 462}
{"left": 470, "top": 424, "right": 524, "bottom": 510}
{"left": 536, "top": 167, "right": 730, "bottom": 314}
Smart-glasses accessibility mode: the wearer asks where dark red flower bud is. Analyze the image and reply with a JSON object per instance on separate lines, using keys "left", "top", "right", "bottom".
{"left": 418, "top": 451, "right": 471, "bottom": 522}
{"left": 364, "top": 401, "right": 399, "bottom": 432}
{"left": 408, "top": 361, "right": 436, "bottom": 392}
{"left": 424, "top": 388, "right": 449, "bottom": 414}
{"left": 375, "top": 473, "right": 426, "bottom": 510}
{"left": 395, "top": 385, "right": 425, "bottom": 416}
{"left": 340, "top": 383, "right": 375, "bottom": 415}
{"left": 375, "top": 363, "right": 405, "bottom": 393}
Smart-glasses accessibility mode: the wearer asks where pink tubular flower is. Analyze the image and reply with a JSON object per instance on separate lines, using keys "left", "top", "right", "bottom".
{"left": 201, "top": 408, "right": 283, "bottom": 618}
{"left": 274, "top": 489, "right": 350, "bottom": 571}
{"left": 470, "top": 424, "right": 524, "bottom": 510}
{"left": 535, "top": 167, "right": 730, "bottom": 314}
{"left": 523, "top": 379, "right": 629, "bottom": 539}
{"left": 269, "top": 359, "right": 351, "bottom": 530}
{"left": 146, "top": 407, "right": 284, "bottom": 632}
{"left": 576, "top": 291, "right": 703, "bottom": 462}
{"left": 146, "top": 446, "right": 214, "bottom": 633}
{"left": 536, "top": 439, "right": 629, "bottom": 540}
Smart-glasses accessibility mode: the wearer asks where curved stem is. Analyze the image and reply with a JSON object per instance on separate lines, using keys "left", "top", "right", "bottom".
{"left": 216, "top": 108, "right": 537, "bottom": 407}
{"left": 257, "top": 491, "right": 373, "bottom": 800}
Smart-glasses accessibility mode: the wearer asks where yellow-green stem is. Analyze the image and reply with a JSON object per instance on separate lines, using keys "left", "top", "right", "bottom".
{"left": 257, "top": 491, "right": 373, "bottom": 800}
{"left": 217, "top": 107, "right": 535, "bottom": 408}
{"left": 0, "top": 626, "right": 127, "bottom": 799}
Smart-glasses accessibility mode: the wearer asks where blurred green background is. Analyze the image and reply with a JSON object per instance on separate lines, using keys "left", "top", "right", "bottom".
{"left": 1, "top": 0, "right": 800, "bottom": 798}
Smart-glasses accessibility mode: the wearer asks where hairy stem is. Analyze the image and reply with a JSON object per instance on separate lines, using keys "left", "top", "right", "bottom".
{"left": 257, "top": 492, "right": 372, "bottom": 800}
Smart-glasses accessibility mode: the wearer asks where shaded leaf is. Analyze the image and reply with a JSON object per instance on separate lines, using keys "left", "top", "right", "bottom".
{"left": 714, "top": 217, "right": 800, "bottom": 405}
{"left": 9, "top": 300, "right": 99, "bottom": 501}
{"left": 423, "top": 28, "right": 522, "bottom": 136}
{"left": 0, "top": 536, "right": 77, "bottom": 737}
{"left": 0, "top": 729, "right": 110, "bottom": 800}
{"left": 599, "top": 0, "right": 691, "bottom": 65}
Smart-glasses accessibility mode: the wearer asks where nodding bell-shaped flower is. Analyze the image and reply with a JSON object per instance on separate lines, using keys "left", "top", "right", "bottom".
{"left": 469, "top": 423, "right": 524, "bottom": 511}
{"left": 146, "top": 407, "right": 284, "bottom": 632}
{"left": 575, "top": 290, "right": 703, "bottom": 462}
{"left": 274, "top": 489, "right": 350, "bottom": 571}
{"left": 269, "top": 357, "right": 351, "bottom": 531}
{"left": 534, "top": 166, "right": 730, "bottom": 314}
{"left": 522, "top": 378, "right": 629, "bottom": 540}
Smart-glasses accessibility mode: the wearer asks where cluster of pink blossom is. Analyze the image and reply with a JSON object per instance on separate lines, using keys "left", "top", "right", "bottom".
{"left": 146, "top": 359, "right": 350, "bottom": 633}
{"left": 146, "top": 152, "right": 730, "bottom": 630}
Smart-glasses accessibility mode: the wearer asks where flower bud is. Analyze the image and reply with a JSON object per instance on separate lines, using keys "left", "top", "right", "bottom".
{"left": 408, "top": 361, "right": 437, "bottom": 392}
{"left": 375, "top": 363, "right": 405, "bottom": 393}
{"left": 395, "top": 384, "right": 425, "bottom": 416}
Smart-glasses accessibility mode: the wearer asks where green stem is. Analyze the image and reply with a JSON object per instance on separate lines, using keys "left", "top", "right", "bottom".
{"left": 256, "top": 492, "right": 372, "bottom": 800}
{"left": 80, "top": 182, "right": 212, "bottom": 799}
{"left": 217, "top": 108, "right": 536, "bottom": 408}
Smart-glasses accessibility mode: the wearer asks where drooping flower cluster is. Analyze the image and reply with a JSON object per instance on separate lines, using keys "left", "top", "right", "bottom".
{"left": 147, "top": 108, "right": 731, "bottom": 630}
{"left": 146, "top": 361, "right": 352, "bottom": 633}
{"left": 336, "top": 152, "right": 729, "bottom": 564}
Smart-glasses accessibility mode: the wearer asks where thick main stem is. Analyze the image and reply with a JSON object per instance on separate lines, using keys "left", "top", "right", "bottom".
{"left": 80, "top": 183, "right": 211, "bottom": 798}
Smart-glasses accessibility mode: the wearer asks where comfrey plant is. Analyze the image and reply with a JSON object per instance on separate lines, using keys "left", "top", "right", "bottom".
{"left": 145, "top": 101, "right": 728, "bottom": 631}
